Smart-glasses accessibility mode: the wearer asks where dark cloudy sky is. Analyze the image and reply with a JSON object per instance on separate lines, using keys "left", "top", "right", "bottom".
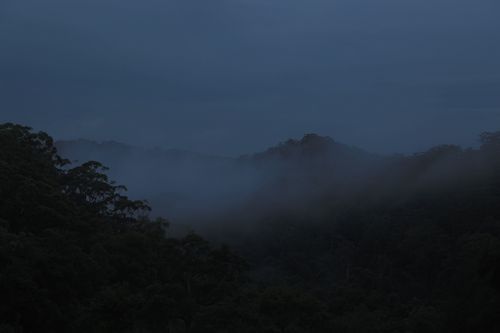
{"left": 1, "top": 0, "right": 499, "bottom": 155}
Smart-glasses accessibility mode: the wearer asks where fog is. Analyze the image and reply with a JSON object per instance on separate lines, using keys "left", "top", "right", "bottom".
{"left": 56, "top": 132, "right": 490, "bottom": 236}
{"left": 55, "top": 135, "right": 378, "bottom": 226}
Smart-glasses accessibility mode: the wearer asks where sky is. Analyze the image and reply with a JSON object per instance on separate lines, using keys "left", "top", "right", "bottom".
{"left": 1, "top": 0, "right": 499, "bottom": 156}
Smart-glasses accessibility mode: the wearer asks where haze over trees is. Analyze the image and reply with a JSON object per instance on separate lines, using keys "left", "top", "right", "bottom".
{"left": 1, "top": 122, "right": 500, "bottom": 332}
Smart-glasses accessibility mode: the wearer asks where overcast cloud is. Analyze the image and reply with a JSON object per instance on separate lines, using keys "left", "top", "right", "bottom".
{"left": 1, "top": 0, "right": 499, "bottom": 155}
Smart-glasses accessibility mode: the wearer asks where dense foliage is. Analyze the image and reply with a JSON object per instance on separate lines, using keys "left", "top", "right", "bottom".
{"left": 0, "top": 124, "right": 248, "bottom": 332}
{"left": 1, "top": 123, "right": 500, "bottom": 332}
{"left": 235, "top": 132, "right": 500, "bottom": 333}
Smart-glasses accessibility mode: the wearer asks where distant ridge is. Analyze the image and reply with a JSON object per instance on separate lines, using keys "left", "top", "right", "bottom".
{"left": 55, "top": 139, "right": 225, "bottom": 163}
{"left": 54, "top": 134, "right": 381, "bottom": 223}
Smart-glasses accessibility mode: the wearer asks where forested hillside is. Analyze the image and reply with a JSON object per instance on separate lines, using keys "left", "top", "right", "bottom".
{"left": 1, "top": 123, "right": 500, "bottom": 332}
{"left": 0, "top": 124, "right": 252, "bottom": 332}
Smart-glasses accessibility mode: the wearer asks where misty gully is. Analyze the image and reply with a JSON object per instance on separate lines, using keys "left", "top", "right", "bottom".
{"left": 2, "top": 123, "right": 500, "bottom": 332}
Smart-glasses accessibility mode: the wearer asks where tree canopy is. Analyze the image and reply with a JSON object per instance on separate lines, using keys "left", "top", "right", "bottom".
{"left": 1, "top": 123, "right": 500, "bottom": 332}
